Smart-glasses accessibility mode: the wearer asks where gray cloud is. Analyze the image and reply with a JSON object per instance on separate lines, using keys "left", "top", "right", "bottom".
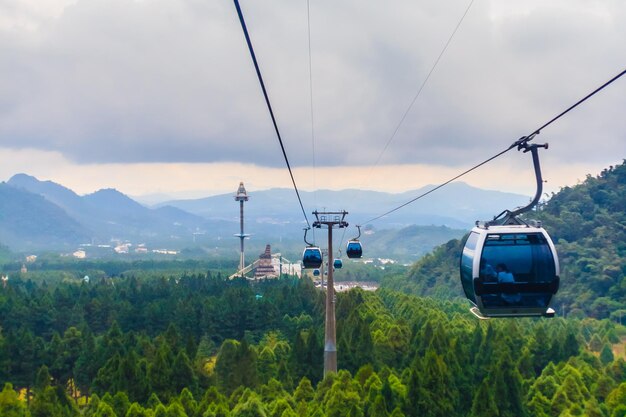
{"left": 0, "top": 0, "right": 624, "bottom": 169}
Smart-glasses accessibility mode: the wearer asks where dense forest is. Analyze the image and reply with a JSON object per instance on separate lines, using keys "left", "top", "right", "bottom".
{"left": 0, "top": 275, "right": 625, "bottom": 417}
{"left": 384, "top": 160, "right": 626, "bottom": 320}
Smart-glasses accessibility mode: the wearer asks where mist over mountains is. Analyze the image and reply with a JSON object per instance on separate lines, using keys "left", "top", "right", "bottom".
{"left": 158, "top": 183, "right": 530, "bottom": 229}
{"left": 1, "top": 173, "right": 529, "bottom": 258}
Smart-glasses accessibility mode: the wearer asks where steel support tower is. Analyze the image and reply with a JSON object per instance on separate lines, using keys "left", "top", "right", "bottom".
{"left": 313, "top": 210, "right": 348, "bottom": 376}
{"left": 234, "top": 182, "right": 250, "bottom": 273}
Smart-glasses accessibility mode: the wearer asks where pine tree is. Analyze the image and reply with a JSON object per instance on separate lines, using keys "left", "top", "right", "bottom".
{"left": 231, "top": 396, "right": 267, "bottom": 417}
{"left": 324, "top": 387, "right": 363, "bottom": 417}
{"left": 178, "top": 388, "right": 198, "bottom": 417}
{"left": 294, "top": 377, "right": 314, "bottom": 404}
{"left": 148, "top": 343, "right": 174, "bottom": 401}
{"left": 126, "top": 403, "right": 151, "bottom": 417}
{"left": 469, "top": 380, "right": 498, "bottom": 417}
{"left": 171, "top": 351, "right": 198, "bottom": 395}
{"left": 270, "top": 398, "right": 293, "bottom": 417}
{"left": 592, "top": 375, "right": 616, "bottom": 402}
{"left": 526, "top": 392, "right": 551, "bottom": 417}
{"left": 146, "top": 393, "right": 163, "bottom": 410}
{"left": 93, "top": 401, "right": 118, "bottom": 417}
{"left": 600, "top": 343, "right": 615, "bottom": 365}
{"left": 583, "top": 398, "right": 604, "bottom": 417}
{"left": 110, "top": 392, "right": 130, "bottom": 417}
{"left": 550, "top": 388, "right": 571, "bottom": 417}
{"left": 30, "top": 385, "right": 79, "bottom": 417}
{"left": 606, "top": 383, "right": 626, "bottom": 417}
{"left": 257, "top": 347, "right": 278, "bottom": 384}
{"left": 490, "top": 351, "right": 527, "bottom": 417}
{"left": 215, "top": 340, "right": 240, "bottom": 395}
{"left": 369, "top": 394, "right": 389, "bottom": 417}
{"left": 589, "top": 334, "right": 603, "bottom": 352}
{"left": 74, "top": 328, "right": 97, "bottom": 401}
{"left": 166, "top": 402, "right": 189, "bottom": 417}
{"left": 0, "top": 383, "right": 29, "bottom": 417}
{"left": 414, "top": 349, "right": 457, "bottom": 417}
{"left": 34, "top": 365, "right": 51, "bottom": 392}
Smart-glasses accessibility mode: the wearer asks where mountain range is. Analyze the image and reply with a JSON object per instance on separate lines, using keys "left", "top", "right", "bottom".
{"left": 0, "top": 173, "right": 530, "bottom": 257}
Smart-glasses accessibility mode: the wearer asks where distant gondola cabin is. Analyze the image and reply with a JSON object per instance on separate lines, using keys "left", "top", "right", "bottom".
{"left": 302, "top": 246, "right": 323, "bottom": 269}
{"left": 346, "top": 241, "right": 363, "bottom": 259}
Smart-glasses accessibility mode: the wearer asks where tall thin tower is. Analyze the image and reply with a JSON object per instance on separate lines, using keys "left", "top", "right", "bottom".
{"left": 234, "top": 182, "right": 250, "bottom": 272}
{"left": 312, "top": 210, "right": 348, "bottom": 376}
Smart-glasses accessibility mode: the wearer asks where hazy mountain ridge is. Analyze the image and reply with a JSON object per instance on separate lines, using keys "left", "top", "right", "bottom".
{"left": 1, "top": 174, "right": 528, "bottom": 254}
{"left": 5, "top": 174, "right": 206, "bottom": 250}
{"left": 160, "top": 182, "right": 530, "bottom": 229}
{"left": 0, "top": 182, "right": 91, "bottom": 250}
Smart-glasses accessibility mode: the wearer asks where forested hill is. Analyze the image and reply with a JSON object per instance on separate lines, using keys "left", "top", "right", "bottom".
{"left": 0, "top": 275, "right": 625, "bottom": 417}
{"left": 383, "top": 160, "right": 626, "bottom": 320}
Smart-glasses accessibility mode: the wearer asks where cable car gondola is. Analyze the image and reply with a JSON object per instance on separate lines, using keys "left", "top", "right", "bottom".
{"left": 461, "top": 223, "right": 559, "bottom": 318}
{"left": 302, "top": 228, "right": 323, "bottom": 269}
{"left": 346, "top": 225, "right": 363, "bottom": 259}
{"left": 313, "top": 269, "right": 320, "bottom": 277}
{"left": 333, "top": 259, "right": 343, "bottom": 269}
{"left": 303, "top": 247, "right": 322, "bottom": 269}
{"left": 460, "top": 140, "right": 560, "bottom": 318}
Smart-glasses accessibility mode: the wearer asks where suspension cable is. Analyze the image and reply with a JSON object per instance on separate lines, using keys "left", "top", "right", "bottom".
{"left": 307, "top": 0, "right": 317, "bottom": 196}
{"left": 365, "top": 0, "right": 475, "bottom": 180}
{"left": 306, "top": 0, "right": 317, "bottom": 242}
{"left": 363, "top": 67, "right": 626, "bottom": 225}
{"left": 233, "top": 0, "right": 311, "bottom": 228}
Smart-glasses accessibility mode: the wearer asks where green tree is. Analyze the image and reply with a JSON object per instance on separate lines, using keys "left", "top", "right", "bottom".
{"left": 526, "top": 392, "right": 551, "bottom": 417}
{"left": 215, "top": 340, "right": 241, "bottom": 395}
{"left": 257, "top": 347, "right": 278, "bottom": 384}
{"left": 148, "top": 343, "right": 174, "bottom": 401}
{"left": 109, "top": 392, "right": 130, "bottom": 417}
{"left": 30, "top": 385, "right": 78, "bottom": 417}
{"left": 178, "top": 388, "right": 198, "bottom": 417}
{"left": 294, "top": 377, "right": 314, "bottom": 404}
{"left": 74, "top": 327, "right": 98, "bottom": 401}
{"left": 408, "top": 349, "right": 457, "bottom": 417}
{"left": 269, "top": 398, "right": 293, "bottom": 417}
{"left": 490, "top": 351, "right": 527, "bottom": 417}
{"left": 166, "top": 402, "right": 189, "bottom": 417}
{"left": 325, "top": 387, "right": 362, "bottom": 417}
{"left": 0, "top": 383, "right": 29, "bottom": 417}
{"left": 171, "top": 351, "right": 198, "bottom": 395}
{"left": 126, "top": 402, "right": 151, "bottom": 417}
{"left": 216, "top": 340, "right": 258, "bottom": 395}
{"left": 589, "top": 334, "right": 603, "bottom": 352}
{"left": 606, "top": 383, "right": 626, "bottom": 417}
{"left": 369, "top": 394, "right": 389, "bottom": 417}
{"left": 34, "top": 365, "right": 51, "bottom": 392}
{"left": 93, "top": 401, "right": 118, "bottom": 417}
{"left": 231, "top": 396, "right": 267, "bottom": 417}
{"left": 600, "top": 343, "right": 615, "bottom": 365}
{"left": 469, "top": 380, "right": 497, "bottom": 417}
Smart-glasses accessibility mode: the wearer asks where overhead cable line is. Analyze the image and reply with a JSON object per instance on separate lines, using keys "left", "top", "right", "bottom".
{"left": 306, "top": 0, "right": 318, "bottom": 242}
{"left": 363, "top": 67, "right": 626, "bottom": 225}
{"left": 307, "top": 0, "right": 317, "bottom": 197}
{"left": 233, "top": 0, "right": 311, "bottom": 228}
{"left": 366, "top": 0, "right": 475, "bottom": 178}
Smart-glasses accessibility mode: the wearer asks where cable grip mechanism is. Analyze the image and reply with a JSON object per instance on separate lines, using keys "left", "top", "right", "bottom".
{"left": 489, "top": 140, "right": 548, "bottom": 225}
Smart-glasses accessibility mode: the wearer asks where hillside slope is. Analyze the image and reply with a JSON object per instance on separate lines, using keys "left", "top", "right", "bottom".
{"left": 383, "top": 160, "right": 626, "bottom": 319}
{"left": 5, "top": 175, "right": 206, "bottom": 249}
{"left": 0, "top": 183, "right": 91, "bottom": 250}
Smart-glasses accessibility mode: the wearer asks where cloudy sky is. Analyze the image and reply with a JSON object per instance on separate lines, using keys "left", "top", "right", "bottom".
{"left": 0, "top": 0, "right": 624, "bottom": 202}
